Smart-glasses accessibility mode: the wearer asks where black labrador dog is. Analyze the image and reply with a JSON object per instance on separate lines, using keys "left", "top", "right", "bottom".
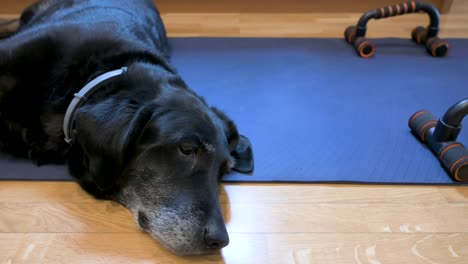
{"left": 0, "top": 0, "right": 254, "bottom": 256}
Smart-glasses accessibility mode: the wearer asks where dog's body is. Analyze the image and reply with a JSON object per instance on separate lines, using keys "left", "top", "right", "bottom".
{"left": 0, "top": 0, "right": 253, "bottom": 255}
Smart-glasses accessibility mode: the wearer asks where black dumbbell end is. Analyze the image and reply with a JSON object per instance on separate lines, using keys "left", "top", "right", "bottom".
{"left": 411, "top": 26, "right": 427, "bottom": 44}
{"left": 344, "top": 26, "right": 357, "bottom": 44}
{"left": 453, "top": 162, "right": 468, "bottom": 181}
{"left": 353, "top": 37, "right": 375, "bottom": 58}
{"left": 438, "top": 142, "right": 468, "bottom": 181}
{"left": 426, "top": 37, "right": 450, "bottom": 57}
{"left": 408, "top": 110, "right": 437, "bottom": 142}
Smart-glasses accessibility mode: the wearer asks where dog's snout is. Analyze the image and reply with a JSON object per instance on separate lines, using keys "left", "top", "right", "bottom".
{"left": 204, "top": 225, "right": 229, "bottom": 250}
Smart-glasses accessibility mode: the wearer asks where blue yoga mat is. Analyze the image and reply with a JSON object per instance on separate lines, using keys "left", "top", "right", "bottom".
{"left": 0, "top": 37, "right": 467, "bottom": 184}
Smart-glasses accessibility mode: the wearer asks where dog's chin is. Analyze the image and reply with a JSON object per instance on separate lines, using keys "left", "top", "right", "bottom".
{"left": 134, "top": 223, "right": 223, "bottom": 256}
{"left": 132, "top": 212, "right": 221, "bottom": 256}
{"left": 140, "top": 228, "right": 222, "bottom": 256}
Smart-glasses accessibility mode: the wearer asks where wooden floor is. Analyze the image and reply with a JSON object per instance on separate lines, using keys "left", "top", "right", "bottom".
{"left": 2, "top": 0, "right": 468, "bottom": 263}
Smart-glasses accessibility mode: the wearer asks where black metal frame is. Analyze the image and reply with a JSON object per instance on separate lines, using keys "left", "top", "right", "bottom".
{"left": 354, "top": 1, "right": 440, "bottom": 39}
{"left": 344, "top": 1, "right": 449, "bottom": 58}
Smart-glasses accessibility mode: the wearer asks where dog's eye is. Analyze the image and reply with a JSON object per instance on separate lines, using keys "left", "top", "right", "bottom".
{"left": 179, "top": 144, "right": 198, "bottom": 156}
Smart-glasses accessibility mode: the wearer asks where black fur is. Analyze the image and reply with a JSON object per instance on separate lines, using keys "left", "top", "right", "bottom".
{"left": 0, "top": 0, "right": 253, "bottom": 254}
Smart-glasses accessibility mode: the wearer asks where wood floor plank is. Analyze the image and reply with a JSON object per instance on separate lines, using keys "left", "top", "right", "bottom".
{"left": 226, "top": 203, "right": 468, "bottom": 233}
{"left": 0, "top": 233, "right": 268, "bottom": 264}
{"left": 438, "top": 187, "right": 468, "bottom": 203}
{"left": 3, "top": 0, "right": 468, "bottom": 38}
{"left": 2, "top": 202, "right": 468, "bottom": 233}
{"left": 0, "top": 202, "right": 137, "bottom": 233}
{"left": 4, "top": 181, "right": 468, "bottom": 204}
{"left": 1, "top": 233, "right": 466, "bottom": 264}
{"left": 267, "top": 233, "right": 468, "bottom": 264}
{"left": 161, "top": 12, "right": 468, "bottom": 38}
{"left": 0, "top": 182, "right": 94, "bottom": 203}
{"left": 221, "top": 184, "right": 462, "bottom": 204}
{"left": 0, "top": 0, "right": 453, "bottom": 14}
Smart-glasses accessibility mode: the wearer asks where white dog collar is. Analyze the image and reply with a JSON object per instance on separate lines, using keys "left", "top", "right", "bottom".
{"left": 63, "top": 67, "right": 128, "bottom": 144}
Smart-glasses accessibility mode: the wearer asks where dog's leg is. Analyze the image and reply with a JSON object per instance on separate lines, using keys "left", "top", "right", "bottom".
{"left": 0, "top": 21, "right": 66, "bottom": 163}
{"left": 0, "top": 118, "right": 9, "bottom": 151}
{"left": 0, "top": 107, "right": 66, "bottom": 164}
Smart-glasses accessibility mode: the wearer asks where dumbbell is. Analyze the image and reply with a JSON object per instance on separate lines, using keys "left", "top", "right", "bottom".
{"left": 408, "top": 99, "right": 468, "bottom": 182}
{"left": 344, "top": 1, "right": 450, "bottom": 58}
{"left": 344, "top": 27, "right": 375, "bottom": 58}
{"left": 411, "top": 26, "right": 449, "bottom": 57}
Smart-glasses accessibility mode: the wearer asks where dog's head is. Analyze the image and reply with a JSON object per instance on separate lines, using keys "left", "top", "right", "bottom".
{"left": 67, "top": 65, "right": 253, "bottom": 255}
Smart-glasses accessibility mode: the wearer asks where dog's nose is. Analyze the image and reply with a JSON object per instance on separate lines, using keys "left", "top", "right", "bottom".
{"left": 204, "top": 225, "right": 229, "bottom": 250}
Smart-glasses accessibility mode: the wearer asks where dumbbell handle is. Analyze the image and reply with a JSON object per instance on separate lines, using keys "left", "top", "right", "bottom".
{"left": 433, "top": 98, "right": 468, "bottom": 142}
{"left": 408, "top": 110, "right": 468, "bottom": 181}
{"left": 355, "top": 1, "right": 440, "bottom": 38}
{"left": 374, "top": 2, "right": 423, "bottom": 19}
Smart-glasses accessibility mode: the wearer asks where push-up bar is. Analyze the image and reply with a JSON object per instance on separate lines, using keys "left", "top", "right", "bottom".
{"left": 344, "top": 1, "right": 449, "bottom": 58}
{"left": 409, "top": 99, "right": 468, "bottom": 182}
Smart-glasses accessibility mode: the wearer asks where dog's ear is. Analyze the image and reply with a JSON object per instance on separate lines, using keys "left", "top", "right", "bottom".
{"left": 211, "top": 107, "right": 254, "bottom": 173}
{"left": 71, "top": 101, "right": 154, "bottom": 194}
